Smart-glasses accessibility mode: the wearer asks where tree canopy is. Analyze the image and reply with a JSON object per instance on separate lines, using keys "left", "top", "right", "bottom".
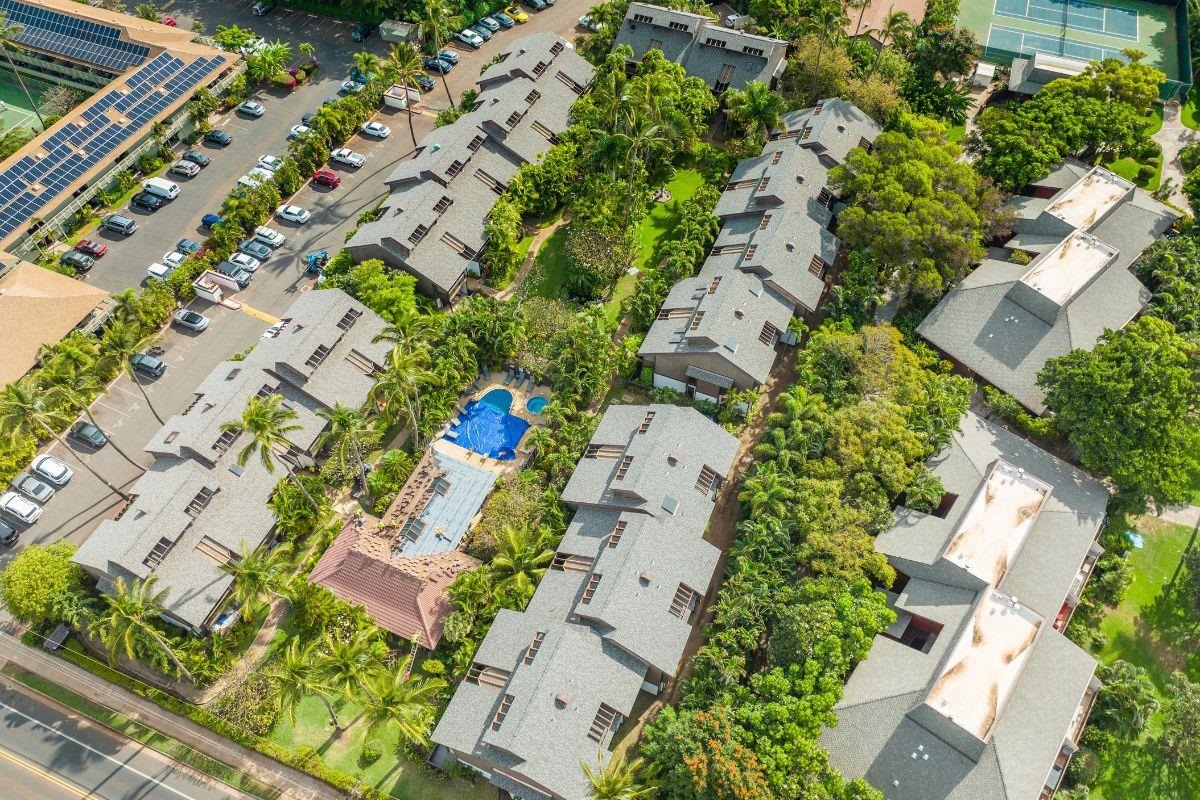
{"left": 1037, "top": 316, "right": 1200, "bottom": 511}
{"left": 0, "top": 541, "right": 83, "bottom": 625}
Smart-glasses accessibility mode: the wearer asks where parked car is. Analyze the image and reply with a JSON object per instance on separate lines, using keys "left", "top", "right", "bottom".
{"left": 11, "top": 471, "right": 53, "bottom": 504}
{"left": 288, "top": 124, "right": 312, "bottom": 141}
{"left": 131, "top": 191, "right": 163, "bottom": 211}
{"left": 340, "top": 79, "right": 365, "bottom": 94}
{"left": 0, "top": 520, "right": 15, "bottom": 546}
{"left": 425, "top": 56, "right": 453, "bottom": 74}
{"left": 351, "top": 23, "right": 375, "bottom": 41}
{"left": 416, "top": 74, "right": 435, "bottom": 92}
{"left": 476, "top": 16, "right": 500, "bottom": 31}
{"left": 253, "top": 225, "right": 286, "bottom": 248}
{"left": 470, "top": 24, "right": 493, "bottom": 40}
{"left": 130, "top": 352, "right": 166, "bottom": 378}
{"left": 456, "top": 28, "right": 485, "bottom": 46}
{"left": 0, "top": 491, "right": 42, "bottom": 525}
{"left": 176, "top": 238, "right": 202, "bottom": 254}
{"left": 201, "top": 213, "right": 226, "bottom": 230}
{"left": 505, "top": 6, "right": 529, "bottom": 22}
{"left": 214, "top": 261, "right": 252, "bottom": 288}
{"left": 312, "top": 170, "right": 341, "bottom": 188}
{"left": 493, "top": 12, "right": 516, "bottom": 27}
{"left": 322, "top": 96, "right": 338, "bottom": 106}
{"left": 31, "top": 454, "right": 72, "bottom": 486}
{"left": 203, "top": 129, "right": 232, "bottom": 146}
{"left": 147, "top": 262, "right": 173, "bottom": 281}
{"left": 68, "top": 420, "right": 108, "bottom": 449}
{"left": 330, "top": 148, "right": 365, "bottom": 167}
{"left": 438, "top": 49, "right": 460, "bottom": 65}
{"left": 172, "top": 309, "right": 210, "bottom": 332}
{"left": 229, "top": 252, "right": 262, "bottom": 272}
{"left": 578, "top": 14, "right": 602, "bottom": 31}
{"left": 301, "top": 112, "right": 317, "bottom": 125}
{"left": 75, "top": 240, "right": 107, "bottom": 258}
{"left": 142, "top": 177, "right": 180, "bottom": 200}
{"left": 361, "top": 121, "right": 391, "bottom": 138}
{"left": 181, "top": 150, "right": 211, "bottom": 167}
{"left": 170, "top": 159, "right": 201, "bottom": 177}
{"left": 251, "top": 1, "right": 274, "bottom": 15}
{"left": 238, "top": 240, "right": 273, "bottom": 260}
{"left": 162, "top": 251, "right": 186, "bottom": 269}
{"left": 101, "top": 214, "right": 138, "bottom": 236}
{"left": 237, "top": 100, "right": 266, "bottom": 117}
{"left": 276, "top": 205, "right": 312, "bottom": 224}
{"left": 524, "top": 0, "right": 547, "bottom": 10}
{"left": 257, "top": 154, "right": 285, "bottom": 172}
{"left": 60, "top": 251, "right": 94, "bottom": 272}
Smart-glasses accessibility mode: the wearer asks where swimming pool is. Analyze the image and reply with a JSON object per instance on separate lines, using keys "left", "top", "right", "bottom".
{"left": 446, "top": 398, "right": 530, "bottom": 460}
{"left": 525, "top": 396, "right": 549, "bottom": 414}
{"left": 479, "top": 388, "right": 513, "bottom": 412}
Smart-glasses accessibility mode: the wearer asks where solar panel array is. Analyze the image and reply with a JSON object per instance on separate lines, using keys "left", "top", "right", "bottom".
{"left": 0, "top": 0, "right": 153, "bottom": 71}
{"left": 0, "top": 51, "right": 227, "bottom": 240}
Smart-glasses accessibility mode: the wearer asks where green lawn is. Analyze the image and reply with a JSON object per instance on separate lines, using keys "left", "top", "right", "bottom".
{"left": 1183, "top": 96, "right": 1200, "bottom": 131}
{"left": 1141, "top": 106, "right": 1164, "bottom": 137}
{"left": 945, "top": 123, "right": 966, "bottom": 143}
{"left": 1105, "top": 155, "right": 1161, "bottom": 192}
{"left": 1088, "top": 519, "right": 1200, "bottom": 800}
{"left": 519, "top": 226, "right": 569, "bottom": 300}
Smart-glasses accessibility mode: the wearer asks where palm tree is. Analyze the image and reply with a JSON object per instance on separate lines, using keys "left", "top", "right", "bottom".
{"left": 371, "top": 346, "right": 431, "bottom": 449}
{"left": 0, "top": 123, "right": 30, "bottom": 158}
{"left": 581, "top": 751, "right": 656, "bottom": 800}
{"left": 723, "top": 81, "right": 785, "bottom": 141}
{"left": 872, "top": 9, "right": 913, "bottom": 73}
{"left": 298, "top": 42, "right": 316, "bottom": 64}
{"left": 361, "top": 670, "right": 446, "bottom": 747}
{"left": 803, "top": 0, "right": 850, "bottom": 103}
{"left": 903, "top": 468, "right": 945, "bottom": 513}
{"left": 490, "top": 525, "right": 557, "bottom": 600}
{"left": 353, "top": 51, "right": 381, "bottom": 85}
{"left": 738, "top": 463, "right": 795, "bottom": 518}
{"left": 47, "top": 362, "right": 144, "bottom": 471}
{"left": 222, "top": 393, "right": 318, "bottom": 508}
{"left": 315, "top": 403, "right": 378, "bottom": 489}
{"left": 418, "top": 0, "right": 457, "bottom": 106}
{"left": 0, "top": 377, "right": 131, "bottom": 501}
{"left": 386, "top": 42, "right": 426, "bottom": 148}
{"left": 847, "top": 0, "right": 872, "bottom": 37}
{"left": 222, "top": 540, "right": 294, "bottom": 610}
{"left": 100, "top": 319, "right": 164, "bottom": 425}
{"left": 92, "top": 576, "right": 193, "bottom": 683}
{"left": 0, "top": 12, "right": 45, "bottom": 129}
{"left": 266, "top": 637, "right": 341, "bottom": 729}
{"left": 318, "top": 630, "right": 383, "bottom": 706}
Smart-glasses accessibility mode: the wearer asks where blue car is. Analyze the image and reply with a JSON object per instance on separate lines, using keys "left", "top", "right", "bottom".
{"left": 201, "top": 213, "right": 225, "bottom": 230}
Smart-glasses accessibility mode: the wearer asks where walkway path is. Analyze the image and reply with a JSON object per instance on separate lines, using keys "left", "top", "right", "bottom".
{"left": 0, "top": 633, "right": 344, "bottom": 800}
{"left": 1153, "top": 101, "right": 1194, "bottom": 207}
{"left": 495, "top": 215, "right": 571, "bottom": 301}
{"left": 1158, "top": 503, "right": 1200, "bottom": 528}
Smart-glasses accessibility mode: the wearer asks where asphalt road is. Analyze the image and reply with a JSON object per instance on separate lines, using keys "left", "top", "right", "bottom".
{"left": 0, "top": 679, "right": 249, "bottom": 799}
{"left": 0, "top": 2, "right": 589, "bottom": 553}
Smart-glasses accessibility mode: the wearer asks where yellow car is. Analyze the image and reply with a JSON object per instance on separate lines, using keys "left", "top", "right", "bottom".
{"left": 505, "top": 5, "right": 529, "bottom": 22}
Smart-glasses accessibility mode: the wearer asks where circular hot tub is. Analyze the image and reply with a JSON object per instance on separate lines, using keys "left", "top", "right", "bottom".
{"left": 525, "top": 396, "right": 549, "bottom": 414}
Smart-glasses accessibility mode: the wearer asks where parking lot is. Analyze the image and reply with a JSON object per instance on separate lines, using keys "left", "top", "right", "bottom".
{"left": 0, "top": 0, "right": 591, "bottom": 572}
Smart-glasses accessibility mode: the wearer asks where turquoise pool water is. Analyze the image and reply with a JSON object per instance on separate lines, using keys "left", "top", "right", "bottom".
{"left": 479, "top": 388, "right": 513, "bottom": 412}
{"left": 525, "top": 396, "right": 549, "bottom": 414}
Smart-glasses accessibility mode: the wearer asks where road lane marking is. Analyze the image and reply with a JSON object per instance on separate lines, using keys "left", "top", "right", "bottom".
{"left": 0, "top": 745, "right": 94, "bottom": 799}
{"left": 0, "top": 698, "right": 201, "bottom": 800}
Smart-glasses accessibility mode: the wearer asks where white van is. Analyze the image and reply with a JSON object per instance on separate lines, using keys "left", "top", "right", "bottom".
{"left": 142, "top": 177, "right": 180, "bottom": 200}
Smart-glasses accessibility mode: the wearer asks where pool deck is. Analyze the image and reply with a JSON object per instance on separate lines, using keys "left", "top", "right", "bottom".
{"left": 436, "top": 376, "right": 550, "bottom": 476}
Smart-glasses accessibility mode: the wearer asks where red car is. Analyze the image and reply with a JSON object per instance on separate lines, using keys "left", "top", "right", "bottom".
{"left": 163, "top": 16, "right": 177, "bottom": 26}
{"left": 75, "top": 239, "right": 108, "bottom": 258}
{"left": 312, "top": 170, "right": 341, "bottom": 188}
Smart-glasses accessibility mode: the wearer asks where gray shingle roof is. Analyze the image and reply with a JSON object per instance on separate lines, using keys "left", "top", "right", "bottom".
{"left": 434, "top": 406, "right": 738, "bottom": 799}
{"left": 74, "top": 289, "right": 390, "bottom": 632}
{"left": 918, "top": 163, "right": 1173, "bottom": 413}
{"left": 614, "top": 3, "right": 787, "bottom": 91}
{"left": 348, "top": 35, "right": 593, "bottom": 299}
{"left": 821, "top": 411, "right": 1104, "bottom": 800}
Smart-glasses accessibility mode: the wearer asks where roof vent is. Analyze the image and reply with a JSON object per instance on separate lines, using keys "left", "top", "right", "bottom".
{"left": 734, "top": 308, "right": 745, "bottom": 319}
{"left": 638, "top": 571, "right": 652, "bottom": 584}
{"left": 554, "top": 693, "right": 571, "bottom": 707}
{"left": 786, "top": 241, "right": 795, "bottom": 251}
{"left": 749, "top": 280, "right": 763, "bottom": 296}
{"left": 228, "top": 464, "right": 244, "bottom": 477}
{"left": 667, "top": 453, "right": 682, "bottom": 465}
{"left": 837, "top": 124, "right": 846, "bottom": 133}
{"left": 723, "top": 338, "right": 739, "bottom": 353}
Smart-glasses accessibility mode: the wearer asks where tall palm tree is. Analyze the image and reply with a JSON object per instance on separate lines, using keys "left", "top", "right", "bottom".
{"left": 804, "top": 0, "right": 850, "bottom": 103}
{"left": 92, "top": 576, "right": 193, "bottom": 683}
{"left": 353, "top": 51, "right": 381, "bottom": 85}
{"left": 315, "top": 403, "right": 378, "bottom": 489}
{"left": 387, "top": 42, "right": 426, "bottom": 148}
{"left": 0, "top": 377, "right": 130, "bottom": 501}
{"left": 371, "top": 346, "right": 431, "bottom": 449}
{"left": 0, "top": 12, "right": 44, "bottom": 129}
{"left": 100, "top": 319, "right": 164, "bottom": 425}
{"left": 0, "top": 123, "right": 30, "bottom": 158}
{"left": 222, "top": 393, "right": 318, "bottom": 508}
{"left": 221, "top": 540, "right": 294, "bottom": 610}
{"left": 418, "top": 0, "right": 457, "bottom": 106}
{"left": 361, "top": 670, "right": 446, "bottom": 747}
{"left": 47, "top": 362, "right": 144, "bottom": 471}
{"left": 738, "top": 463, "right": 795, "bottom": 518}
{"left": 723, "top": 81, "right": 785, "bottom": 141}
{"left": 581, "top": 751, "right": 656, "bottom": 800}
{"left": 847, "top": 0, "right": 872, "bottom": 37}
{"left": 903, "top": 468, "right": 945, "bottom": 513}
{"left": 266, "top": 637, "right": 341, "bottom": 729}
{"left": 318, "top": 630, "right": 383, "bottom": 707}
{"left": 872, "top": 8, "right": 913, "bottom": 73}
{"left": 490, "top": 525, "right": 557, "bottom": 600}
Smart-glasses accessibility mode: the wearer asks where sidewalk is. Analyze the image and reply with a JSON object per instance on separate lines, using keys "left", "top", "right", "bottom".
{"left": 0, "top": 632, "right": 346, "bottom": 800}
{"left": 1153, "top": 101, "right": 1194, "bottom": 207}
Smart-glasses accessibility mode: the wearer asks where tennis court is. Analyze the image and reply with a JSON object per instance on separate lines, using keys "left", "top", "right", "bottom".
{"left": 0, "top": 72, "right": 53, "bottom": 134}
{"left": 959, "top": 0, "right": 1186, "bottom": 96}
{"left": 995, "top": 0, "right": 1139, "bottom": 39}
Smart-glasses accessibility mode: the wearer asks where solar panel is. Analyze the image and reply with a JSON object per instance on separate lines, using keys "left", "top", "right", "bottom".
{"left": 0, "top": 0, "right": 149, "bottom": 72}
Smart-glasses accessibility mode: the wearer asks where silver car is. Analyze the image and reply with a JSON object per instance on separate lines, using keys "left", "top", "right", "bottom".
{"left": 0, "top": 491, "right": 42, "bottom": 524}
{"left": 237, "top": 100, "right": 266, "bottom": 117}
{"left": 11, "top": 471, "right": 54, "bottom": 503}
{"left": 173, "top": 309, "right": 210, "bottom": 332}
